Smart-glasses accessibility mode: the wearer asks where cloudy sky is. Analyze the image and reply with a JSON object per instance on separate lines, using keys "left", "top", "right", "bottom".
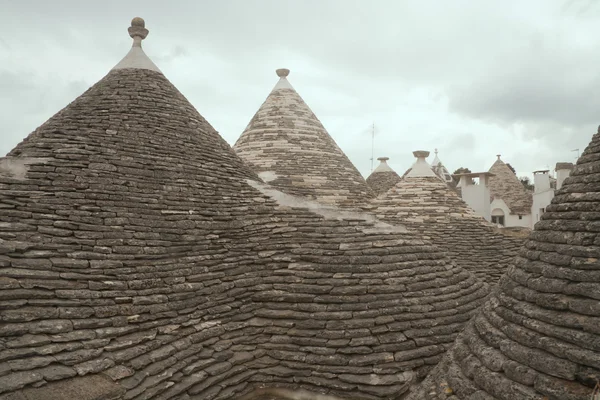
{"left": 1, "top": 0, "right": 598, "bottom": 179}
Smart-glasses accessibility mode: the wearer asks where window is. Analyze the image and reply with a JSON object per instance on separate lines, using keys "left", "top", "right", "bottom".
{"left": 491, "top": 215, "right": 505, "bottom": 226}
{"left": 540, "top": 208, "right": 545, "bottom": 217}
{"left": 518, "top": 215, "right": 522, "bottom": 220}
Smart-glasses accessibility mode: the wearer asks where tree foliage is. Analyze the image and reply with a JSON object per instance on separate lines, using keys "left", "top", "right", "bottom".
{"left": 452, "top": 167, "right": 474, "bottom": 185}
{"left": 519, "top": 176, "right": 534, "bottom": 191}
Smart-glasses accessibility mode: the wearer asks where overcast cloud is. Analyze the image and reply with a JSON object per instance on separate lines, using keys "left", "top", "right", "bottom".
{"left": 1, "top": 0, "right": 598, "bottom": 179}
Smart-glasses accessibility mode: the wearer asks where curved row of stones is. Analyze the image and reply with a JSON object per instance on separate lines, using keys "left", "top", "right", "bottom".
{"left": 370, "top": 158, "right": 524, "bottom": 285}
{"left": 1, "top": 17, "right": 596, "bottom": 400}
{"left": 406, "top": 130, "right": 600, "bottom": 400}
{"left": 0, "top": 19, "right": 489, "bottom": 400}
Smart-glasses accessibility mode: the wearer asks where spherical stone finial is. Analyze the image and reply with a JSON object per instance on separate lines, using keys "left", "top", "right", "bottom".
{"left": 128, "top": 17, "right": 149, "bottom": 40}
{"left": 276, "top": 68, "right": 290, "bottom": 78}
{"left": 131, "top": 17, "right": 145, "bottom": 27}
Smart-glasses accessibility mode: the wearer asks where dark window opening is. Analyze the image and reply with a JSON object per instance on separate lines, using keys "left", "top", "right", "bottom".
{"left": 518, "top": 215, "right": 523, "bottom": 220}
{"left": 491, "top": 215, "right": 505, "bottom": 226}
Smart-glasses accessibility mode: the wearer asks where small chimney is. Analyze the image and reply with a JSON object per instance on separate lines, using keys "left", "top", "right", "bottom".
{"left": 555, "top": 162, "right": 574, "bottom": 190}
{"left": 452, "top": 171, "right": 495, "bottom": 221}
{"left": 533, "top": 170, "right": 550, "bottom": 193}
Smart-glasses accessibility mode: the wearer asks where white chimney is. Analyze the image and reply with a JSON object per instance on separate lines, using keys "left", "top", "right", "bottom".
{"left": 533, "top": 170, "right": 550, "bottom": 193}
{"left": 453, "top": 171, "right": 495, "bottom": 221}
{"left": 555, "top": 162, "right": 573, "bottom": 190}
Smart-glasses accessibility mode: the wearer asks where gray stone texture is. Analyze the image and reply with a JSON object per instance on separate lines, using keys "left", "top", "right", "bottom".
{"left": 372, "top": 176, "right": 525, "bottom": 284}
{"left": 406, "top": 131, "right": 600, "bottom": 399}
{"left": 233, "top": 75, "right": 374, "bottom": 208}
{"left": 366, "top": 171, "right": 402, "bottom": 197}
{"left": 488, "top": 158, "right": 533, "bottom": 215}
{"left": 0, "top": 60, "right": 488, "bottom": 399}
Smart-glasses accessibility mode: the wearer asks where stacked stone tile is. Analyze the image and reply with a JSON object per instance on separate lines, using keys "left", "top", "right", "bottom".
{"left": 372, "top": 151, "right": 524, "bottom": 284}
{"left": 488, "top": 156, "right": 533, "bottom": 215}
{"left": 366, "top": 157, "right": 401, "bottom": 196}
{"left": 233, "top": 69, "right": 374, "bottom": 208}
{"left": 0, "top": 19, "right": 490, "bottom": 399}
{"left": 407, "top": 128, "right": 600, "bottom": 400}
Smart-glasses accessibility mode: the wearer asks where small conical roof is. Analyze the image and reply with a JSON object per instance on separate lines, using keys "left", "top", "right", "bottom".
{"left": 431, "top": 149, "right": 454, "bottom": 183}
{"left": 373, "top": 151, "right": 525, "bottom": 284}
{"left": 233, "top": 69, "right": 373, "bottom": 208}
{"left": 0, "top": 20, "right": 490, "bottom": 400}
{"left": 488, "top": 155, "right": 533, "bottom": 215}
{"left": 366, "top": 156, "right": 401, "bottom": 196}
{"left": 408, "top": 130, "right": 600, "bottom": 399}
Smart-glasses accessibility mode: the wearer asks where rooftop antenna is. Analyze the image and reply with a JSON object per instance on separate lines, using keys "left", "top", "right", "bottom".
{"left": 370, "top": 122, "right": 375, "bottom": 173}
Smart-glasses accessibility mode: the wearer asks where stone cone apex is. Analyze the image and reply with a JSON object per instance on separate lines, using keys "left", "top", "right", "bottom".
{"left": 0, "top": 20, "right": 494, "bottom": 400}
{"left": 112, "top": 17, "right": 161, "bottom": 72}
{"left": 488, "top": 155, "right": 532, "bottom": 215}
{"left": 405, "top": 150, "right": 439, "bottom": 179}
{"left": 233, "top": 68, "right": 374, "bottom": 208}
{"left": 366, "top": 156, "right": 401, "bottom": 196}
{"left": 372, "top": 165, "right": 524, "bottom": 284}
{"left": 407, "top": 129, "right": 600, "bottom": 399}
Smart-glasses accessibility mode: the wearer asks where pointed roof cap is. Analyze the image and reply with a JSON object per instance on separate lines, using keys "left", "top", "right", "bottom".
{"left": 373, "top": 156, "right": 394, "bottom": 173}
{"left": 112, "top": 17, "right": 161, "bottom": 72}
{"left": 432, "top": 148, "right": 441, "bottom": 166}
{"left": 366, "top": 157, "right": 401, "bottom": 195}
{"left": 430, "top": 148, "right": 453, "bottom": 183}
{"left": 405, "top": 150, "right": 439, "bottom": 178}
{"left": 233, "top": 68, "right": 373, "bottom": 207}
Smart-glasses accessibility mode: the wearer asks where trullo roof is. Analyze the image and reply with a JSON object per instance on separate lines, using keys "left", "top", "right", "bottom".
{"left": 407, "top": 128, "right": 600, "bottom": 400}
{"left": 488, "top": 155, "right": 533, "bottom": 215}
{"left": 373, "top": 151, "right": 524, "bottom": 284}
{"left": 0, "top": 19, "right": 488, "bottom": 400}
{"left": 233, "top": 69, "right": 374, "bottom": 208}
{"left": 366, "top": 156, "right": 402, "bottom": 196}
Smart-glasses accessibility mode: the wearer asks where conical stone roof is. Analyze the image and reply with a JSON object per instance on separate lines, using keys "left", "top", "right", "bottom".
{"left": 0, "top": 20, "right": 488, "bottom": 400}
{"left": 233, "top": 69, "right": 374, "bottom": 208}
{"left": 373, "top": 151, "right": 524, "bottom": 284}
{"left": 366, "top": 157, "right": 402, "bottom": 196}
{"left": 489, "top": 156, "right": 533, "bottom": 215}
{"left": 407, "top": 129, "right": 600, "bottom": 400}
{"left": 431, "top": 149, "right": 453, "bottom": 184}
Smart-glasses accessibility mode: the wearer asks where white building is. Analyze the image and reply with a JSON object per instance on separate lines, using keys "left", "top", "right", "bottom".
{"left": 531, "top": 163, "right": 574, "bottom": 227}
{"left": 456, "top": 155, "right": 574, "bottom": 230}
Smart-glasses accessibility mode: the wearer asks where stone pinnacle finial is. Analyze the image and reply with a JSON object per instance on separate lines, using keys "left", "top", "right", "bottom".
{"left": 276, "top": 68, "right": 290, "bottom": 78}
{"left": 128, "top": 17, "right": 149, "bottom": 42}
{"left": 496, "top": 154, "right": 501, "bottom": 160}
{"left": 377, "top": 157, "right": 389, "bottom": 162}
{"left": 435, "top": 148, "right": 438, "bottom": 155}
{"left": 413, "top": 150, "right": 430, "bottom": 159}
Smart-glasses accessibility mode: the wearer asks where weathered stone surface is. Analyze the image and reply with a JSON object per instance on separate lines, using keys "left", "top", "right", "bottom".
{"left": 233, "top": 69, "right": 374, "bottom": 208}
{"left": 0, "top": 19, "right": 491, "bottom": 400}
{"left": 408, "top": 129, "right": 600, "bottom": 399}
